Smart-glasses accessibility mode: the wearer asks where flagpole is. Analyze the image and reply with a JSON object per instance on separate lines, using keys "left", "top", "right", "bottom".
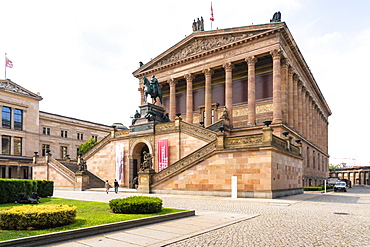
{"left": 5, "top": 53, "right": 6, "bottom": 79}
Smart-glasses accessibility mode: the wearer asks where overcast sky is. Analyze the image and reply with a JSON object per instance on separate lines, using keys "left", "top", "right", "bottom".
{"left": 1, "top": 0, "right": 369, "bottom": 165}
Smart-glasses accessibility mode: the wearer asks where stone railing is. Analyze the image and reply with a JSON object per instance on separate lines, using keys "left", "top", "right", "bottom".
{"left": 83, "top": 133, "right": 112, "bottom": 160}
{"left": 225, "top": 134, "right": 263, "bottom": 149}
{"left": 155, "top": 122, "right": 177, "bottom": 133}
{"left": 291, "top": 144, "right": 301, "bottom": 156}
{"left": 180, "top": 121, "right": 217, "bottom": 141}
{"left": 205, "top": 120, "right": 224, "bottom": 132}
{"left": 151, "top": 140, "right": 217, "bottom": 186}
{"left": 272, "top": 135, "right": 288, "bottom": 150}
{"left": 115, "top": 129, "right": 130, "bottom": 138}
{"left": 48, "top": 157, "right": 76, "bottom": 183}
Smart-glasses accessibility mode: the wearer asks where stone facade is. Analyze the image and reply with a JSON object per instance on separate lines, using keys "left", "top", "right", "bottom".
{"left": 82, "top": 21, "right": 330, "bottom": 198}
{"left": 0, "top": 79, "right": 111, "bottom": 179}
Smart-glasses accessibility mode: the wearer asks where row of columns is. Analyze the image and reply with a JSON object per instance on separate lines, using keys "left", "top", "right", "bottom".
{"left": 282, "top": 64, "right": 329, "bottom": 152}
{"left": 332, "top": 171, "right": 370, "bottom": 186}
{"left": 141, "top": 49, "right": 284, "bottom": 127}
{"left": 0, "top": 165, "right": 31, "bottom": 179}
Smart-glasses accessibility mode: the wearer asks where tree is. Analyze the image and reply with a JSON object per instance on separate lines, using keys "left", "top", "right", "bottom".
{"left": 329, "top": 164, "right": 340, "bottom": 169}
{"left": 78, "top": 138, "right": 98, "bottom": 155}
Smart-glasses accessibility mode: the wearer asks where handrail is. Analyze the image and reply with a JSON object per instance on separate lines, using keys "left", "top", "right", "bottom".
{"left": 83, "top": 133, "right": 112, "bottom": 160}
{"left": 48, "top": 157, "right": 76, "bottom": 184}
{"left": 151, "top": 140, "right": 217, "bottom": 185}
{"left": 179, "top": 121, "right": 217, "bottom": 141}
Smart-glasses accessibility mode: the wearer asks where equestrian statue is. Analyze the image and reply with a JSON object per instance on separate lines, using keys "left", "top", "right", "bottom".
{"left": 142, "top": 75, "right": 163, "bottom": 105}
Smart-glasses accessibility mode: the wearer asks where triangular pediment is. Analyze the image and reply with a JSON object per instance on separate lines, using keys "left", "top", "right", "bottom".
{"left": 133, "top": 22, "right": 286, "bottom": 76}
{"left": 0, "top": 79, "right": 42, "bottom": 100}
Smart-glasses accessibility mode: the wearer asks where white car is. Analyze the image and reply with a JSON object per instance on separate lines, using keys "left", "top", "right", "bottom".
{"left": 334, "top": 181, "right": 347, "bottom": 192}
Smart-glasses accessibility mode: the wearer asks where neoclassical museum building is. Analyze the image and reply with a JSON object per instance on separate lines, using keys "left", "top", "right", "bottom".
{"left": 33, "top": 19, "right": 331, "bottom": 198}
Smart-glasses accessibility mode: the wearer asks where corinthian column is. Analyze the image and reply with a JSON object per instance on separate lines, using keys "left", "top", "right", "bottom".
{"left": 185, "top": 73, "right": 194, "bottom": 123}
{"left": 271, "top": 49, "right": 282, "bottom": 123}
{"left": 168, "top": 79, "right": 178, "bottom": 121}
{"left": 298, "top": 81, "right": 303, "bottom": 134}
{"left": 293, "top": 75, "right": 298, "bottom": 130}
{"left": 223, "top": 62, "right": 234, "bottom": 122}
{"left": 288, "top": 67, "right": 294, "bottom": 127}
{"left": 246, "top": 56, "right": 258, "bottom": 125}
{"left": 281, "top": 60, "right": 289, "bottom": 124}
{"left": 203, "top": 68, "right": 213, "bottom": 126}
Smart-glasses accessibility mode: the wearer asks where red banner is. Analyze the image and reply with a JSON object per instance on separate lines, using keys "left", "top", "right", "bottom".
{"left": 158, "top": 139, "right": 169, "bottom": 172}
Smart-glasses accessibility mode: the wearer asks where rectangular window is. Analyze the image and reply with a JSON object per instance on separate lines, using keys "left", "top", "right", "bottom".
{"left": 14, "top": 109, "right": 23, "bottom": 130}
{"left": 61, "top": 130, "right": 68, "bottom": 138}
{"left": 13, "top": 137, "right": 22, "bottom": 156}
{"left": 77, "top": 133, "right": 84, "bottom": 140}
{"left": 42, "top": 144, "right": 50, "bottom": 156}
{"left": 92, "top": 135, "right": 98, "bottom": 142}
{"left": 2, "top": 106, "right": 11, "bottom": 129}
{"left": 61, "top": 146, "right": 68, "bottom": 159}
{"left": 2, "top": 136, "right": 11, "bottom": 155}
{"left": 43, "top": 127, "right": 50, "bottom": 135}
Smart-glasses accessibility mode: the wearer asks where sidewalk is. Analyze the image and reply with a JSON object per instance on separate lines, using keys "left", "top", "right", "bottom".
{"left": 50, "top": 210, "right": 257, "bottom": 247}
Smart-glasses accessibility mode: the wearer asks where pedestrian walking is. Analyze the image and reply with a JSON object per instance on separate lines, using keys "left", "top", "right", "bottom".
{"left": 133, "top": 176, "right": 138, "bottom": 189}
{"left": 105, "top": 180, "right": 110, "bottom": 194}
{"left": 114, "top": 179, "right": 119, "bottom": 193}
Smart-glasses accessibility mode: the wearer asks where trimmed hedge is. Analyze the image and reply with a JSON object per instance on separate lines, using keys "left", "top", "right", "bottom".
{"left": 0, "top": 179, "right": 54, "bottom": 204}
{"left": 109, "top": 196, "right": 162, "bottom": 214}
{"left": 0, "top": 204, "right": 76, "bottom": 230}
{"left": 303, "top": 186, "right": 334, "bottom": 191}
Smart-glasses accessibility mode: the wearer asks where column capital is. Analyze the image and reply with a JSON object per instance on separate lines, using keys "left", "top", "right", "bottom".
{"left": 281, "top": 58, "right": 289, "bottom": 69}
{"left": 245, "top": 56, "right": 258, "bottom": 65}
{"left": 168, "top": 78, "right": 178, "bottom": 87}
{"left": 184, "top": 73, "right": 194, "bottom": 82}
{"left": 223, "top": 62, "right": 234, "bottom": 72}
{"left": 293, "top": 74, "right": 299, "bottom": 83}
{"left": 288, "top": 66, "right": 295, "bottom": 75}
{"left": 202, "top": 68, "right": 214, "bottom": 77}
{"left": 270, "top": 49, "right": 282, "bottom": 60}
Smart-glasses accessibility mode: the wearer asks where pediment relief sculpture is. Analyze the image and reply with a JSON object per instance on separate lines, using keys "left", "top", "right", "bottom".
{"left": 150, "top": 31, "right": 265, "bottom": 69}
{"left": 0, "top": 80, "right": 35, "bottom": 97}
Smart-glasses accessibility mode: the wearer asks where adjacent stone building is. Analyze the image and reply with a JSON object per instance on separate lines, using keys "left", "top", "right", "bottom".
{"left": 82, "top": 20, "right": 331, "bottom": 198}
{"left": 0, "top": 79, "right": 111, "bottom": 179}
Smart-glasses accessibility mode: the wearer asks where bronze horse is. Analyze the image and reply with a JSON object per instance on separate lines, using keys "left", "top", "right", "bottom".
{"left": 143, "top": 76, "right": 163, "bottom": 105}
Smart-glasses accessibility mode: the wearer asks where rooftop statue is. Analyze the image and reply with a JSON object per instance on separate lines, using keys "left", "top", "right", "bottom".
{"left": 143, "top": 75, "right": 163, "bottom": 105}
{"left": 192, "top": 17, "right": 204, "bottom": 32}
{"left": 270, "top": 11, "right": 281, "bottom": 23}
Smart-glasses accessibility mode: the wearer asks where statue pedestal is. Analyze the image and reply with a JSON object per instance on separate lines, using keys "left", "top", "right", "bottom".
{"left": 130, "top": 103, "right": 166, "bottom": 134}
{"left": 75, "top": 171, "right": 89, "bottom": 191}
{"left": 137, "top": 168, "right": 156, "bottom": 194}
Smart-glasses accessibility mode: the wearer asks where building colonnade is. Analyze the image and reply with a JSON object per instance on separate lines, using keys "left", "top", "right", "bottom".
{"left": 139, "top": 49, "right": 329, "bottom": 153}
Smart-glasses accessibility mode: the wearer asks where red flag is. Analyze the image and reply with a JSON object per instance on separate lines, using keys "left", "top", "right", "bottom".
{"left": 210, "top": 3, "right": 214, "bottom": 21}
{"left": 6, "top": 57, "right": 13, "bottom": 68}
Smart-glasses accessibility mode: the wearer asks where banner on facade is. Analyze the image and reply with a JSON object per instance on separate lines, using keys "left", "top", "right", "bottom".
{"left": 158, "top": 139, "right": 169, "bottom": 172}
{"left": 116, "top": 143, "right": 124, "bottom": 184}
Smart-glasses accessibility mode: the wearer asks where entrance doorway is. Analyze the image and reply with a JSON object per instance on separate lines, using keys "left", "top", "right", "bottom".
{"left": 130, "top": 143, "right": 149, "bottom": 188}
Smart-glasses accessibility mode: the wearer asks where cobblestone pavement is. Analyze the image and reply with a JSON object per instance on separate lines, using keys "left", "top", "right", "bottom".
{"left": 164, "top": 187, "right": 370, "bottom": 247}
{"left": 53, "top": 187, "right": 370, "bottom": 246}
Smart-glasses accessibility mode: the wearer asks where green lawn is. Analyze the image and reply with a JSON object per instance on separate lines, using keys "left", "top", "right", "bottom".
{"left": 0, "top": 198, "right": 184, "bottom": 241}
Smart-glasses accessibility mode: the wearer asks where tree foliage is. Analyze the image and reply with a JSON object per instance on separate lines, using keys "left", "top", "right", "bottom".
{"left": 78, "top": 138, "right": 98, "bottom": 155}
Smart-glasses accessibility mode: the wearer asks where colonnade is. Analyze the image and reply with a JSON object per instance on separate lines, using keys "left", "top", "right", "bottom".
{"left": 282, "top": 63, "right": 329, "bottom": 152}
{"left": 138, "top": 48, "right": 329, "bottom": 154}
{"left": 330, "top": 169, "right": 370, "bottom": 186}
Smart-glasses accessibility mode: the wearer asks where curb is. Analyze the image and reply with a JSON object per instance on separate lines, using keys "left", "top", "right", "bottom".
{"left": 0, "top": 210, "right": 195, "bottom": 247}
